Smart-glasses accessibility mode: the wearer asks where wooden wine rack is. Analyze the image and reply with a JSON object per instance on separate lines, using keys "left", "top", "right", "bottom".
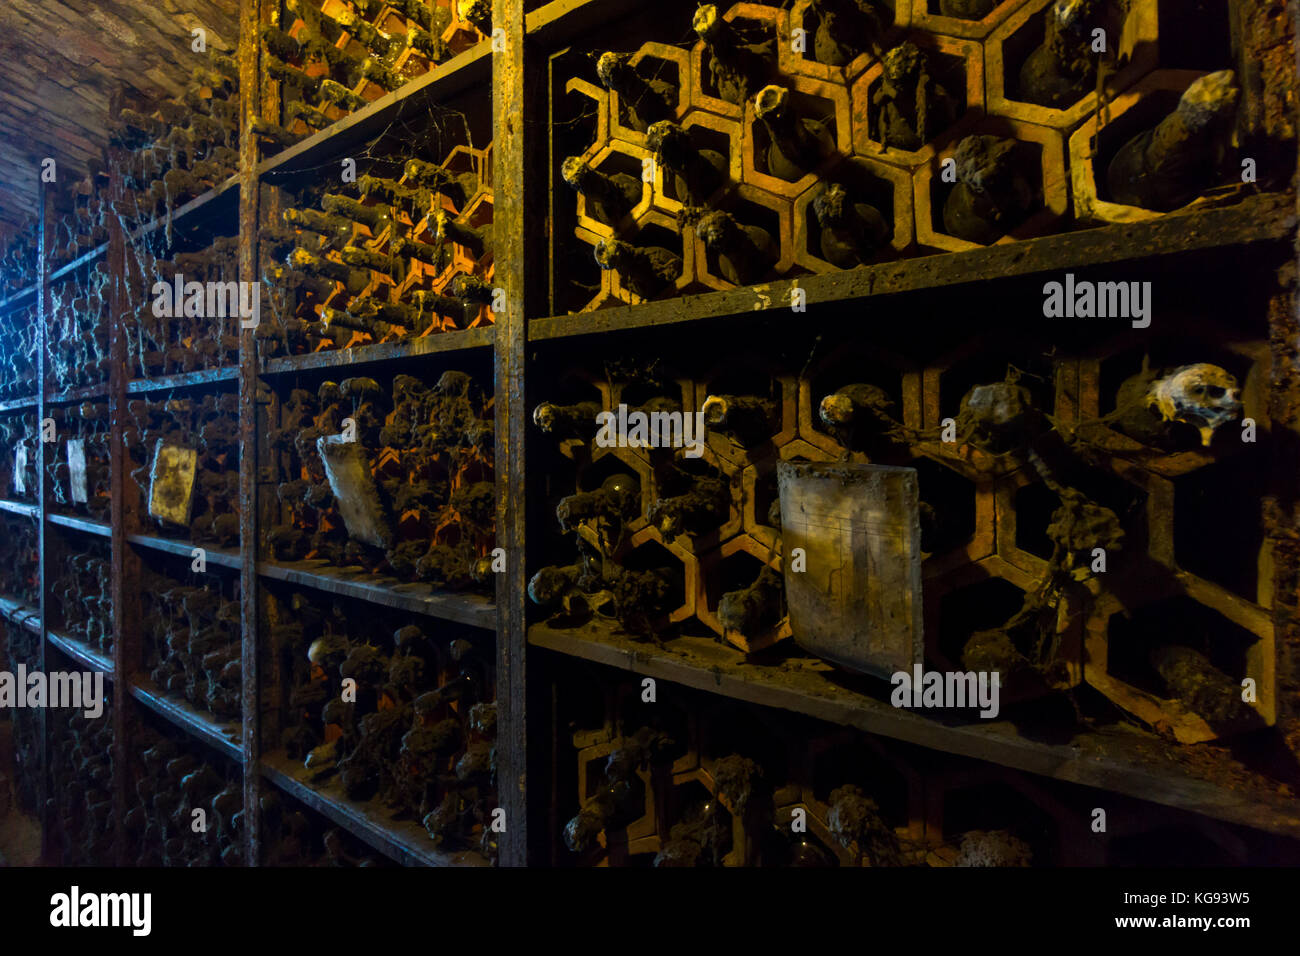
{"left": 0, "top": 0, "right": 1296, "bottom": 867}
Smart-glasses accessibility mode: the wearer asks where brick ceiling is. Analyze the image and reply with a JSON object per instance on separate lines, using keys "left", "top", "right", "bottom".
{"left": 0, "top": 0, "right": 238, "bottom": 237}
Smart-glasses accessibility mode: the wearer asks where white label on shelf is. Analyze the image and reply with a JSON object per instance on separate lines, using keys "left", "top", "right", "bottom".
{"left": 13, "top": 444, "right": 26, "bottom": 496}
{"left": 67, "top": 438, "right": 88, "bottom": 504}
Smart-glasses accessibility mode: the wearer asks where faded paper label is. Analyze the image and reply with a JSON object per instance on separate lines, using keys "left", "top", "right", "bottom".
{"left": 149, "top": 441, "right": 198, "bottom": 527}
{"left": 67, "top": 439, "right": 88, "bottom": 504}
{"left": 778, "top": 461, "right": 922, "bottom": 679}
{"left": 318, "top": 433, "right": 393, "bottom": 549}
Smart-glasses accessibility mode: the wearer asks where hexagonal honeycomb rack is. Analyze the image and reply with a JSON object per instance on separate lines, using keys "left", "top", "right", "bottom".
{"left": 549, "top": 0, "right": 1249, "bottom": 313}
{"left": 536, "top": 296, "right": 1277, "bottom": 742}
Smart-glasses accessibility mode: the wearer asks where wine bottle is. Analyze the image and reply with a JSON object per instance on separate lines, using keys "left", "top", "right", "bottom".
{"left": 333, "top": 7, "right": 404, "bottom": 60}
{"left": 283, "top": 207, "right": 355, "bottom": 247}
{"left": 317, "top": 78, "right": 368, "bottom": 112}
{"left": 701, "top": 393, "right": 776, "bottom": 447}
{"left": 403, "top": 158, "right": 479, "bottom": 207}
{"left": 358, "top": 175, "right": 431, "bottom": 217}
{"left": 532, "top": 400, "right": 602, "bottom": 438}
{"left": 341, "top": 244, "right": 408, "bottom": 283}
{"left": 647, "top": 471, "right": 729, "bottom": 540}
{"left": 717, "top": 565, "right": 784, "bottom": 635}
{"left": 408, "top": 289, "right": 471, "bottom": 326}
{"left": 693, "top": 3, "right": 775, "bottom": 106}
{"left": 754, "top": 84, "right": 835, "bottom": 181}
{"left": 286, "top": 249, "right": 373, "bottom": 296}
{"left": 809, "top": 0, "right": 886, "bottom": 66}
{"left": 593, "top": 239, "right": 681, "bottom": 299}
{"left": 320, "top": 305, "right": 400, "bottom": 338}
{"left": 596, "top": 52, "right": 676, "bottom": 132}
{"left": 321, "top": 193, "right": 395, "bottom": 234}
{"left": 458, "top": 0, "right": 492, "bottom": 35}
{"left": 450, "top": 273, "right": 494, "bottom": 304}
{"left": 812, "top": 182, "right": 889, "bottom": 267}
{"left": 406, "top": 23, "right": 449, "bottom": 61}
{"left": 818, "top": 383, "right": 893, "bottom": 429}
{"left": 392, "top": 235, "right": 450, "bottom": 271}
{"left": 942, "top": 135, "right": 1037, "bottom": 245}
{"left": 1017, "top": 0, "right": 1099, "bottom": 108}
{"left": 433, "top": 209, "right": 491, "bottom": 259}
{"left": 1106, "top": 70, "right": 1238, "bottom": 212}
{"left": 560, "top": 156, "right": 641, "bottom": 225}
{"left": 694, "top": 210, "right": 778, "bottom": 284}
{"left": 287, "top": 99, "right": 333, "bottom": 131}
{"left": 645, "top": 120, "right": 727, "bottom": 207}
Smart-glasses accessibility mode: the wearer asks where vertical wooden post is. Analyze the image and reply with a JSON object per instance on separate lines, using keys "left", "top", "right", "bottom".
{"left": 238, "top": 0, "right": 263, "bottom": 867}
{"left": 493, "top": 0, "right": 529, "bottom": 867}
{"left": 35, "top": 180, "right": 51, "bottom": 862}
{"left": 106, "top": 138, "right": 133, "bottom": 867}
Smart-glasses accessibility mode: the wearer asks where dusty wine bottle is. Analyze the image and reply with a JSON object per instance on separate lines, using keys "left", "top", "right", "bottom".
{"left": 283, "top": 207, "right": 355, "bottom": 247}
{"left": 341, "top": 244, "right": 408, "bottom": 283}
{"left": 694, "top": 210, "right": 778, "bottom": 285}
{"left": 561, "top": 157, "right": 641, "bottom": 225}
{"left": 404, "top": 158, "right": 479, "bottom": 207}
{"left": 593, "top": 239, "right": 681, "bottom": 299}
{"left": 701, "top": 393, "right": 777, "bottom": 446}
{"left": 532, "top": 400, "right": 603, "bottom": 438}
{"left": 321, "top": 193, "right": 395, "bottom": 234}
{"left": 287, "top": 248, "right": 373, "bottom": 296}
{"left": 433, "top": 209, "right": 491, "bottom": 259}
{"left": 645, "top": 120, "right": 727, "bottom": 207}
{"left": 596, "top": 52, "right": 677, "bottom": 132}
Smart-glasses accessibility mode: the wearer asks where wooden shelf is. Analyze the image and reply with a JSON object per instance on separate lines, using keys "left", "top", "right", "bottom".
{"left": 0, "top": 395, "right": 38, "bottom": 412}
{"left": 47, "top": 512, "right": 112, "bottom": 538}
{"left": 128, "top": 533, "right": 242, "bottom": 570}
{"left": 126, "top": 367, "right": 239, "bottom": 394}
{"left": 258, "top": 557, "right": 496, "bottom": 630}
{"left": 47, "top": 382, "right": 111, "bottom": 404}
{"left": 257, "top": 43, "right": 491, "bottom": 185}
{"left": 128, "top": 676, "right": 242, "bottom": 762}
{"left": 524, "top": 0, "right": 647, "bottom": 42}
{"left": 0, "top": 284, "right": 37, "bottom": 314}
{"left": 0, "top": 499, "right": 40, "bottom": 519}
{"left": 529, "top": 619, "right": 1300, "bottom": 841}
{"left": 259, "top": 751, "right": 491, "bottom": 868}
{"left": 530, "top": 194, "right": 1296, "bottom": 341}
{"left": 0, "top": 593, "right": 38, "bottom": 623}
{"left": 46, "top": 628, "right": 114, "bottom": 676}
{"left": 49, "top": 243, "right": 108, "bottom": 283}
{"left": 260, "top": 326, "right": 495, "bottom": 377}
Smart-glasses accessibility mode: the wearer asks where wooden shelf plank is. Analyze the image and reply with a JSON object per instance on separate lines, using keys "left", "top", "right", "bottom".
{"left": 260, "top": 326, "right": 495, "bottom": 376}
{"left": 0, "top": 395, "right": 38, "bottom": 412}
{"left": 524, "top": 0, "right": 647, "bottom": 43}
{"left": 46, "top": 628, "right": 114, "bottom": 676}
{"left": 0, "top": 284, "right": 37, "bottom": 314}
{"left": 530, "top": 194, "right": 1296, "bottom": 341}
{"left": 257, "top": 558, "right": 496, "bottom": 630}
{"left": 259, "top": 751, "right": 490, "bottom": 868}
{"left": 49, "top": 243, "right": 109, "bottom": 283}
{"left": 128, "top": 533, "right": 242, "bottom": 570}
{"left": 47, "top": 512, "right": 112, "bottom": 538}
{"left": 0, "top": 499, "right": 39, "bottom": 519}
{"left": 256, "top": 43, "right": 492, "bottom": 184}
{"left": 47, "top": 382, "right": 111, "bottom": 405}
{"left": 0, "top": 593, "right": 38, "bottom": 623}
{"left": 126, "top": 367, "right": 239, "bottom": 394}
{"left": 128, "top": 677, "right": 242, "bottom": 762}
{"left": 529, "top": 620, "right": 1300, "bottom": 841}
